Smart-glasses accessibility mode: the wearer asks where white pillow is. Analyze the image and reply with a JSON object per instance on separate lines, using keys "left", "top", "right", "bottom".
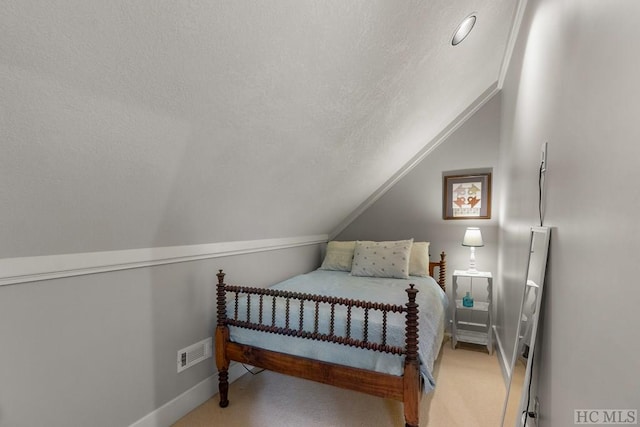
{"left": 351, "top": 239, "right": 413, "bottom": 279}
{"left": 319, "top": 241, "right": 356, "bottom": 271}
{"left": 409, "top": 242, "right": 431, "bottom": 277}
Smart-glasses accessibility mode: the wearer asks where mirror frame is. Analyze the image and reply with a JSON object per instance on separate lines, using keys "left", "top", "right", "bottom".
{"left": 501, "top": 226, "right": 551, "bottom": 426}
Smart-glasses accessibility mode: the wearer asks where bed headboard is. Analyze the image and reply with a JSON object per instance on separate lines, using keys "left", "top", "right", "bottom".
{"left": 429, "top": 251, "right": 447, "bottom": 291}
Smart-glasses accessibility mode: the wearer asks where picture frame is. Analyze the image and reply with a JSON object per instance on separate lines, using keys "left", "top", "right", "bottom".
{"left": 443, "top": 173, "right": 492, "bottom": 220}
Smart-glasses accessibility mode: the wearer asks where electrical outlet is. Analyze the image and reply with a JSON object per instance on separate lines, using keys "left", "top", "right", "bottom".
{"left": 540, "top": 142, "right": 548, "bottom": 172}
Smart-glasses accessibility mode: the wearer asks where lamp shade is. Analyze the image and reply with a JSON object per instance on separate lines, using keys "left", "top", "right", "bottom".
{"left": 462, "top": 227, "right": 484, "bottom": 247}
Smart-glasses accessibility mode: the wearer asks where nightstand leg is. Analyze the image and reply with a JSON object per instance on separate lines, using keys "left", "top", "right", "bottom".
{"left": 451, "top": 275, "right": 458, "bottom": 349}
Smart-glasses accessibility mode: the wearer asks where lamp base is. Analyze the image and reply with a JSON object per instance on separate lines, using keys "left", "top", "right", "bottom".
{"left": 467, "top": 247, "right": 479, "bottom": 274}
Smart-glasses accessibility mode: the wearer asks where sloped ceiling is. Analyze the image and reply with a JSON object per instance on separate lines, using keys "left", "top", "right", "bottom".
{"left": 1, "top": 1, "right": 516, "bottom": 257}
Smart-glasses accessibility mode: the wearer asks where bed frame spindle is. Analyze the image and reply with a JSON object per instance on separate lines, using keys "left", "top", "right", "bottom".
{"left": 271, "top": 298, "right": 276, "bottom": 326}
{"left": 363, "top": 306, "right": 369, "bottom": 343}
{"left": 299, "top": 300, "right": 304, "bottom": 331}
{"left": 285, "top": 297, "right": 290, "bottom": 329}
{"left": 314, "top": 301, "right": 320, "bottom": 334}
{"left": 329, "top": 303, "right": 335, "bottom": 336}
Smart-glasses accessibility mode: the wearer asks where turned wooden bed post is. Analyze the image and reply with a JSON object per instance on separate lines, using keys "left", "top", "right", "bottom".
{"left": 215, "top": 270, "right": 230, "bottom": 408}
{"left": 428, "top": 251, "right": 447, "bottom": 292}
{"left": 438, "top": 251, "right": 447, "bottom": 291}
{"left": 403, "top": 284, "right": 420, "bottom": 427}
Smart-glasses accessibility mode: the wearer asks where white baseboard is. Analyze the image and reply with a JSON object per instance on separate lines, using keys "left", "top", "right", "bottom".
{"left": 494, "top": 325, "right": 511, "bottom": 388}
{"left": 129, "top": 363, "right": 247, "bottom": 427}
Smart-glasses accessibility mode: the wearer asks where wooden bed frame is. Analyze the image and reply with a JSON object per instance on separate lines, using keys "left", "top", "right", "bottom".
{"left": 215, "top": 251, "right": 446, "bottom": 427}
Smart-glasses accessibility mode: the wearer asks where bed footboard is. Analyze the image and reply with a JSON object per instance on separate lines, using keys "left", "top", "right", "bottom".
{"left": 214, "top": 269, "right": 423, "bottom": 426}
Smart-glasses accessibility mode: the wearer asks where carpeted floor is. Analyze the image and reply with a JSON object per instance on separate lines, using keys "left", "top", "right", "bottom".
{"left": 173, "top": 339, "right": 506, "bottom": 427}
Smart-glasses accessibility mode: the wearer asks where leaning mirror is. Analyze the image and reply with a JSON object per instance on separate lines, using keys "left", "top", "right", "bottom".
{"left": 501, "top": 226, "right": 551, "bottom": 426}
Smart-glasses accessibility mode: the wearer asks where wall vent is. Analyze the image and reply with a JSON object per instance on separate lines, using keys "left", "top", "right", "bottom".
{"left": 177, "top": 337, "right": 212, "bottom": 373}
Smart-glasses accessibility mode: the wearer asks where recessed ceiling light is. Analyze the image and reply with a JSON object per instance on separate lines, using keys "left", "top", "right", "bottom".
{"left": 451, "top": 14, "right": 477, "bottom": 46}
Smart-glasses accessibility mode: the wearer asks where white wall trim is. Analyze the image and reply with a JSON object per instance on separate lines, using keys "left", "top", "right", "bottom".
{"left": 129, "top": 363, "right": 246, "bottom": 427}
{"left": 330, "top": 83, "right": 499, "bottom": 239}
{"left": 497, "top": 0, "right": 529, "bottom": 89}
{"left": 494, "top": 325, "right": 511, "bottom": 388}
{"left": 0, "top": 234, "right": 328, "bottom": 287}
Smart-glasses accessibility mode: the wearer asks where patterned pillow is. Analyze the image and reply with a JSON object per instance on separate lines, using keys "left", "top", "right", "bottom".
{"left": 319, "top": 241, "right": 356, "bottom": 271}
{"left": 409, "top": 241, "right": 430, "bottom": 277}
{"left": 351, "top": 239, "right": 413, "bottom": 279}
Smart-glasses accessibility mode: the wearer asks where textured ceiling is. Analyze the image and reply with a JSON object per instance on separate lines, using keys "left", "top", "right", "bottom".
{"left": 1, "top": 0, "right": 516, "bottom": 257}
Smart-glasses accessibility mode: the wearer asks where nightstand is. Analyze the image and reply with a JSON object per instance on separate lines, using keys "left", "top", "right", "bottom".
{"left": 451, "top": 270, "right": 493, "bottom": 354}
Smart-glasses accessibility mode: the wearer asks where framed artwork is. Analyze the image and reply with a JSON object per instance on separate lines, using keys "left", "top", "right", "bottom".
{"left": 443, "top": 173, "right": 492, "bottom": 220}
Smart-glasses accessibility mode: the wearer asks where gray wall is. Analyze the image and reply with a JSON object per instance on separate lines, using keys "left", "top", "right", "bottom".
{"left": 0, "top": 245, "right": 321, "bottom": 427}
{"left": 499, "top": 0, "right": 640, "bottom": 423}
{"left": 337, "top": 94, "right": 502, "bottom": 297}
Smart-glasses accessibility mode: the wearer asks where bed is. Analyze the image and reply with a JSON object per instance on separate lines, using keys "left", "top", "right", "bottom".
{"left": 215, "top": 240, "right": 447, "bottom": 427}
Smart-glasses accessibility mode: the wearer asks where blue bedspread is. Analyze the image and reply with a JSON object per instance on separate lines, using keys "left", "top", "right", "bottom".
{"left": 227, "top": 269, "right": 447, "bottom": 393}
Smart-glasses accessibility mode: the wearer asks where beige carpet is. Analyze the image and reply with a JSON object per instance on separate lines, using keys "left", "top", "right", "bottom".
{"left": 174, "top": 340, "right": 506, "bottom": 427}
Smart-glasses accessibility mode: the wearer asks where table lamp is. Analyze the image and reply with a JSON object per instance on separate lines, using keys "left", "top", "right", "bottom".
{"left": 462, "top": 227, "right": 483, "bottom": 273}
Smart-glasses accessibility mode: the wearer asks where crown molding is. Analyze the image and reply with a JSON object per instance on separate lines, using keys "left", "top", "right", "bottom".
{"left": 498, "top": 0, "right": 529, "bottom": 89}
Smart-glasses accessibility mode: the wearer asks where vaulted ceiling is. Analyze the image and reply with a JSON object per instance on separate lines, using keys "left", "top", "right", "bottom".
{"left": 1, "top": 1, "right": 516, "bottom": 257}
